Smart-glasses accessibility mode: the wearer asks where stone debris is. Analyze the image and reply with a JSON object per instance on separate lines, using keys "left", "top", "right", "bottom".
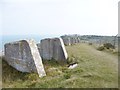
{"left": 4, "top": 39, "right": 46, "bottom": 77}
{"left": 68, "top": 63, "right": 78, "bottom": 69}
{"left": 38, "top": 38, "right": 68, "bottom": 61}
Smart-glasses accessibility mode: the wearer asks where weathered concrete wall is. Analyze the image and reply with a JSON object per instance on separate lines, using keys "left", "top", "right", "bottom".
{"left": 39, "top": 39, "right": 54, "bottom": 60}
{"left": 53, "top": 38, "right": 68, "bottom": 61}
{"left": 61, "top": 35, "right": 81, "bottom": 46}
{"left": 60, "top": 36, "right": 71, "bottom": 46}
{"left": 70, "top": 37, "right": 75, "bottom": 45}
{"left": 38, "top": 38, "right": 68, "bottom": 61}
{"left": 4, "top": 39, "right": 46, "bottom": 77}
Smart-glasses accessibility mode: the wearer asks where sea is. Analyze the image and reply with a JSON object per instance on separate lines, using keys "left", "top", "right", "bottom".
{"left": 1, "top": 34, "right": 61, "bottom": 51}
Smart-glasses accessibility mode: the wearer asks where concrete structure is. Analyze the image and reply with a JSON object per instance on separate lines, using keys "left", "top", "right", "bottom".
{"left": 60, "top": 36, "right": 71, "bottom": 46}
{"left": 61, "top": 35, "right": 81, "bottom": 46}
{"left": 39, "top": 38, "right": 54, "bottom": 60}
{"left": 4, "top": 39, "right": 46, "bottom": 77}
{"left": 53, "top": 38, "right": 68, "bottom": 61}
{"left": 38, "top": 38, "right": 68, "bottom": 61}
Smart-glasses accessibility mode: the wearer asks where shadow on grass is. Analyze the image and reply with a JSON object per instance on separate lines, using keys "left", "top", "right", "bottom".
{"left": 2, "top": 57, "right": 67, "bottom": 83}
{"left": 2, "top": 58, "right": 29, "bottom": 82}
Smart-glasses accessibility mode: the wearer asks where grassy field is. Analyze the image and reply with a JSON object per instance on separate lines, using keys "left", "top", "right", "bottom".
{"left": 2, "top": 43, "right": 118, "bottom": 88}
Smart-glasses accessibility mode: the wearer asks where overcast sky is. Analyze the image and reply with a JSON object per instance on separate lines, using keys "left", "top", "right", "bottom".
{"left": 0, "top": 0, "right": 119, "bottom": 36}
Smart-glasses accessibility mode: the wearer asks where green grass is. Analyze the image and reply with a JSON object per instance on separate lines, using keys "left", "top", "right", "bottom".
{"left": 91, "top": 43, "right": 119, "bottom": 56}
{"left": 2, "top": 43, "right": 118, "bottom": 88}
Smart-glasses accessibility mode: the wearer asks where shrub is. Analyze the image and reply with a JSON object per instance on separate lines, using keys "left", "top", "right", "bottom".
{"left": 103, "top": 43, "right": 115, "bottom": 49}
{"left": 97, "top": 46, "right": 104, "bottom": 51}
{"left": 67, "top": 56, "right": 78, "bottom": 64}
{"left": 118, "top": 52, "right": 120, "bottom": 56}
{"left": 89, "top": 43, "right": 92, "bottom": 45}
{"left": 64, "top": 73, "right": 71, "bottom": 79}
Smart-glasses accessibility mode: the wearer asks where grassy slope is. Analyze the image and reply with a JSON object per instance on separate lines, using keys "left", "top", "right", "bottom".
{"left": 2, "top": 43, "right": 118, "bottom": 88}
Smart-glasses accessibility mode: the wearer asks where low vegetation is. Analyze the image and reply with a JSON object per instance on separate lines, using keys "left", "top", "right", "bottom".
{"left": 103, "top": 43, "right": 115, "bottom": 49}
{"left": 88, "top": 43, "right": 92, "bottom": 45}
{"left": 97, "top": 46, "right": 105, "bottom": 51}
{"left": 95, "top": 43, "right": 119, "bottom": 57}
{"left": 2, "top": 43, "right": 118, "bottom": 88}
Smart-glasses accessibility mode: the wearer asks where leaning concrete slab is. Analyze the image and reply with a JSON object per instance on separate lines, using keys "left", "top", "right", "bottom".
{"left": 60, "top": 36, "right": 71, "bottom": 46}
{"left": 61, "top": 35, "right": 81, "bottom": 46}
{"left": 53, "top": 38, "right": 68, "bottom": 61}
{"left": 38, "top": 38, "right": 68, "bottom": 61}
{"left": 40, "top": 38, "right": 54, "bottom": 60}
{"left": 4, "top": 39, "right": 46, "bottom": 77}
